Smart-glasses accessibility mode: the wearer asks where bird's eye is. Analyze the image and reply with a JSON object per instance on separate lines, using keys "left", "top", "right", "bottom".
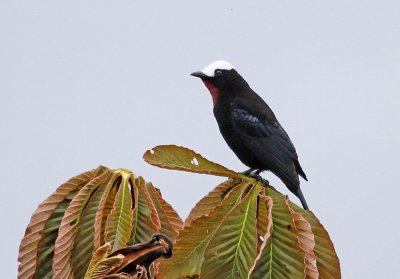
{"left": 215, "top": 69, "right": 223, "bottom": 76}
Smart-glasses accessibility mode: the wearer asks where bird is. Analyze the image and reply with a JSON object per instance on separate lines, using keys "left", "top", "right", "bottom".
{"left": 191, "top": 60, "right": 309, "bottom": 210}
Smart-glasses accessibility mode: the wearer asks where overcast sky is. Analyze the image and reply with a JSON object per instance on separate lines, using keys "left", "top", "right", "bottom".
{"left": 1, "top": 1, "right": 399, "bottom": 278}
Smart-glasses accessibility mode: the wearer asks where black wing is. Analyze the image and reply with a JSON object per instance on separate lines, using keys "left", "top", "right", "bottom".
{"left": 230, "top": 102, "right": 307, "bottom": 182}
{"left": 231, "top": 103, "right": 297, "bottom": 157}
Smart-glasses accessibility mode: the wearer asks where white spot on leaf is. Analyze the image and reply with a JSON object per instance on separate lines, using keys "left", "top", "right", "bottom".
{"left": 191, "top": 157, "right": 199, "bottom": 166}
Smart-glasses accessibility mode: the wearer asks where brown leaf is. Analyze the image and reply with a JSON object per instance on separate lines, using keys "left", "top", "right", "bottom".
{"left": 255, "top": 194, "right": 273, "bottom": 245}
{"left": 18, "top": 166, "right": 105, "bottom": 279}
{"left": 71, "top": 178, "right": 114, "bottom": 278}
{"left": 52, "top": 169, "right": 112, "bottom": 278}
{"left": 129, "top": 177, "right": 161, "bottom": 245}
{"left": 285, "top": 197, "right": 319, "bottom": 279}
{"left": 302, "top": 211, "right": 341, "bottom": 279}
{"left": 94, "top": 173, "right": 120, "bottom": 250}
{"left": 143, "top": 145, "right": 239, "bottom": 178}
{"left": 146, "top": 183, "right": 183, "bottom": 239}
{"left": 143, "top": 183, "right": 161, "bottom": 230}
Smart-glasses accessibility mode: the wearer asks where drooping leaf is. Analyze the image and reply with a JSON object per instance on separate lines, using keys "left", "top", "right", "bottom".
{"left": 94, "top": 173, "right": 119, "bottom": 250}
{"left": 129, "top": 177, "right": 160, "bottom": 245}
{"left": 158, "top": 182, "right": 244, "bottom": 279}
{"left": 18, "top": 166, "right": 105, "bottom": 279}
{"left": 256, "top": 195, "right": 273, "bottom": 244}
{"left": 265, "top": 187, "right": 341, "bottom": 279}
{"left": 143, "top": 145, "right": 239, "bottom": 178}
{"left": 200, "top": 183, "right": 261, "bottom": 279}
{"left": 52, "top": 169, "right": 112, "bottom": 279}
{"left": 285, "top": 197, "right": 319, "bottom": 279}
{"left": 34, "top": 189, "right": 80, "bottom": 279}
{"left": 249, "top": 194, "right": 274, "bottom": 276}
{"left": 105, "top": 170, "right": 134, "bottom": 252}
{"left": 146, "top": 183, "right": 183, "bottom": 239}
{"left": 248, "top": 190, "right": 305, "bottom": 279}
{"left": 143, "top": 183, "right": 161, "bottom": 231}
{"left": 185, "top": 178, "right": 241, "bottom": 226}
{"left": 19, "top": 165, "right": 180, "bottom": 279}
{"left": 301, "top": 210, "right": 341, "bottom": 279}
{"left": 71, "top": 172, "right": 113, "bottom": 279}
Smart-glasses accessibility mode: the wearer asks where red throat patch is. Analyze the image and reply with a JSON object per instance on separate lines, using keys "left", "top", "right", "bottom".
{"left": 202, "top": 79, "right": 219, "bottom": 105}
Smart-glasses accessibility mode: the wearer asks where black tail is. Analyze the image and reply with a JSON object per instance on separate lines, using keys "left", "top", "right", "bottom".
{"left": 272, "top": 167, "right": 309, "bottom": 210}
{"left": 294, "top": 187, "right": 309, "bottom": 210}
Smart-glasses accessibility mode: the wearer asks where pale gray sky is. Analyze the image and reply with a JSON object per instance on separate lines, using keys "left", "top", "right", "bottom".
{"left": 1, "top": 1, "right": 399, "bottom": 278}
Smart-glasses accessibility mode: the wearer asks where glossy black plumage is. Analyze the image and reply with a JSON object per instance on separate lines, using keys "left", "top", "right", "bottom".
{"left": 192, "top": 64, "right": 309, "bottom": 209}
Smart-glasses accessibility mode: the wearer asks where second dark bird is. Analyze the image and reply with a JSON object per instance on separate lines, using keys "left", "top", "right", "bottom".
{"left": 191, "top": 60, "right": 309, "bottom": 210}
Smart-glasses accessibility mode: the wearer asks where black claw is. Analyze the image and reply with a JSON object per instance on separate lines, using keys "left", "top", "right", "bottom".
{"left": 243, "top": 171, "right": 269, "bottom": 186}
{"left": 255, "top": 176, "right": 269, "bottom": 186}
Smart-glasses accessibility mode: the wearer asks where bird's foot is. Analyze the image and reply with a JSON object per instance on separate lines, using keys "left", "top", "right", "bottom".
{"left": 242, "top": 169, "right": 269, "bottom": 185}
{"left": 253, "top": 175, "right": 270, "bottom": 186}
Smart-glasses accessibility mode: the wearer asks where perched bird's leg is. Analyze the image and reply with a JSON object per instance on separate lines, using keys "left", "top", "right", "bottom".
{"left": 254, "top": 175, "right": 270, "bottom": 186}
{"left": 243, "top": 169, "right": 270, "bottom": 186}
{"left": 241, "top": 168, "right": 255, "bottom": 176}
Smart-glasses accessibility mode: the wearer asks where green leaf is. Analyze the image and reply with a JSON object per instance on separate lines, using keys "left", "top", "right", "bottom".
{"left": 94, "top": 175, "right": 118, "bottom": 249}
{"left": 256, "top": 195, "right": 273, "bottom": 242}
{"left": 84, "top": 242, "right": 113, "bottom": 279}
{"left": 90, "top": 255, "right": 125, "bottom": 279}
{"left": 185, "top": 179, "right": 241, "bottom": 226}
{"left": 248, "top": 189, "right": 305, "bottom": 279}
{"left": 105, "top": 170, "right": 134, "bottom": 252}
{"left": 158, "top": 181, "right": 244, "bottom": 279}
{"left": 143, "top": 145, "right": 239, "bottom": 178}
{"left": 201, "top": 183, "right": 260, "bottom": 279}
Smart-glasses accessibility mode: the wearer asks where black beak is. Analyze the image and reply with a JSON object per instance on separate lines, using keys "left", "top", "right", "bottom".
{"left": 191, "top": 71, "right": 208, "bottom": 78}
